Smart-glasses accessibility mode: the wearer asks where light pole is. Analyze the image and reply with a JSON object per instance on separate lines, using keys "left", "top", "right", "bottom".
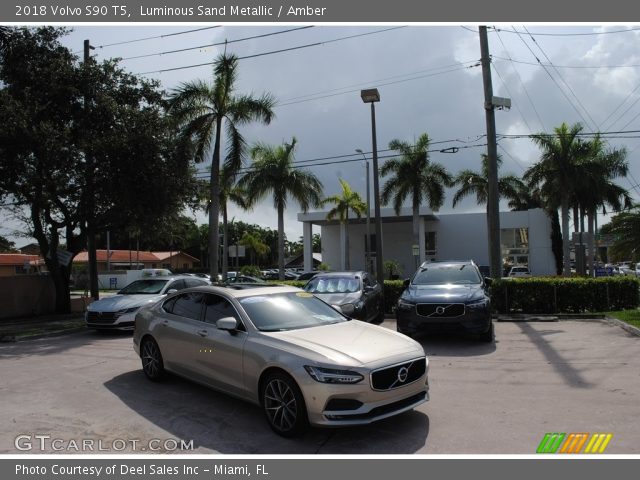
{"left": 360, "top": 88, "right": 384, "bottom": 289}
{"left": 356, "top": 149, "right": 371, "bottom": 274}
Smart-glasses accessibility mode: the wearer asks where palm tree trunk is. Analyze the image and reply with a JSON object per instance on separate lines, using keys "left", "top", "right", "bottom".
{"left": 222, "top": 203, "right": 228, "bottom": 281}
{"left": 209, "top": 117, "right": 223, "bottom": 279}
{"left": 587, "top": 208, "right": 595, "bottom": 277}
{"left": 413, "top": 203, "right": 420, "bottom": 266}
{"left": 561, "top": 196, "right": 571, "bottom": 276}
{"left": 278, "top": 202, "right": 285, "bottom": 280}
{"left": 344, "top": 210, "right": 350, "bottom": 270}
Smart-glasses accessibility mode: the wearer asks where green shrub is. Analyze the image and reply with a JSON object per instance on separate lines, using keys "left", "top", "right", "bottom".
{"left": 490, "top": 277, "right": 640, "bottom": 313}
{"left": 266, "top": 280, "right": 307, "bottom": 288}
{"left": 240, "top": 265, "right": 262, "bottom": 277}
{"left": 383, "top": 280, "right": 405, "bottom": 313}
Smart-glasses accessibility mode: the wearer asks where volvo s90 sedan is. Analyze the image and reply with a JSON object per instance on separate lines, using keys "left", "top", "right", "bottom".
{"left": 303, "top": 271, "right": 383, "bottom": 323}
{"left": 133, "top": 285, "right": 429, "bottom": 437}
{"left": 85, "top": 276, "right": 208, "bottom": 331}
{"left": 396, "top": 261, "right": 493, "bottom": 342}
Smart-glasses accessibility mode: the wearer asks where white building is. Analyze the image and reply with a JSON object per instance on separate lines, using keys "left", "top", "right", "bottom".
{"left": 298, "top": 207, "right": 556, "bottom": 277}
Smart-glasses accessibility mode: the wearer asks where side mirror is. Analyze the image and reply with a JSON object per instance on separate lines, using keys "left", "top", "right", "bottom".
{"left": 216, "top": 316, "right": 238, "bottom": 331}
{"left": 363, "top": 285, "right": 374, "bottom": 293}
{"left": 403, "top": 278, "right": 410, "bottom": 288}
{"left": 167, "top": 289, "right": 178, "bottom": 294}
{"left": 484, "top": 278, "right": 493, "bottom": 287}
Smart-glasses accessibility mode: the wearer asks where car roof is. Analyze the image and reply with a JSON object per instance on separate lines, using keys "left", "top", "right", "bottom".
{"left": 419, "top": 260, "right": 475, "bottom": 268}
{"left": 188, "top": 284, "right": 302, "bottom": 298}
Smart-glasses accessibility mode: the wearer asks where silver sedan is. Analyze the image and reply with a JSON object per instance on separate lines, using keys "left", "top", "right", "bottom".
{"left": 133, "top": 285, "right": 429, "bottom": 437}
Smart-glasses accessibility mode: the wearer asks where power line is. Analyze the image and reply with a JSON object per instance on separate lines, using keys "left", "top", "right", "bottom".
{"left": 491, "top": 61, "right": 533, "bottom": 133}
{"left": 497, "top": 143, "right": 527, "bottom": 172}
{"left": 599, "top": 81, "right": 640, "bottom": 131}
{"left": 522, "top": 26, "right": 598, "bottom": 131}
{"left": 120, "top": 26, "right": 313, "bottom": 61}
{"left": 136, "top": 26, "right": 406, "bottom": 75}
{"left": 97, "top": 26, "right": 223, "bottom": 49}
{"left": 493, "top": 56, "right": 640, "bottom": 69}
{"left": 495, "top": 26, "right": 640, "bottom": 37}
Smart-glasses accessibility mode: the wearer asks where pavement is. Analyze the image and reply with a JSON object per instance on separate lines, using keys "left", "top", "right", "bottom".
{"left": 1, "top": 317, "right": 639, "bottom": 454}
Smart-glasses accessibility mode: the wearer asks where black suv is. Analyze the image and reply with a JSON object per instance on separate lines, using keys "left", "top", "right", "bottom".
{"left": 396, "top": 260, "right": 493, "bottom": 342}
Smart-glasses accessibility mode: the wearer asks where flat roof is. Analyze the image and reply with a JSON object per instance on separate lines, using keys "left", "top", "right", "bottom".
{"left": 298, "top": 206, "right": 440, "bottom": 225}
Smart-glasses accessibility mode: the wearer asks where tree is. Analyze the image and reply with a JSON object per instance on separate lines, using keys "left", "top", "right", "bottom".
{"left": 600, "top": 206, "right": 640, "bottom": 261}
{"left": 452, "top": 154, "right": 524, "bottom": 213}
{"left": 0, "top": 235, "right": 16, "bottom": 252}
{"left": 525, "top": 122, "right": 592, "bottom": 276}
{"left": 168, "top": 53, "right": 275, "bottom": 281}
{"left": 381, "top": 133, "right": 453, "bottom": 254}
{"left": 321, "top": 179, "right": 366, "bottom": 270}
{"left": 0, "top": 27, "right": 197, "bottom": 312}
{"left": 239, "top": 138, "right": 323, "bottom": 280}
{"left": 240, "top": 231, "right": 270, "bottom": 266}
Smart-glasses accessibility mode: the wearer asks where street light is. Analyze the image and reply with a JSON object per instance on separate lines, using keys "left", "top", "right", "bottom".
{"left": 356, "top": 149, "right": 371, "bottom": 274}
{"left": 360, "top": 88, "right": 384, "bottom": 289}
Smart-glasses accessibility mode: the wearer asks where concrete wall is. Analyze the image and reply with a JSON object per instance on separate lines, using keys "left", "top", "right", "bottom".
{"left": 0, "top": 275, "right": 55, "bottom": 319}
{"left": 319, "top": 209, "right": 555, "bottom": 278}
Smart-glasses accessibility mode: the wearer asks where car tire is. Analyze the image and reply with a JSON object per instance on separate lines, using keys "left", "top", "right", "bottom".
{"left": 261, "top": 372, "right": 308, "bottom": 437}
{"left": 141, "top": 337, "right": 165, "bottom": 381}
{"left": 480, "top": 321, "right": 494, "bottom": 343}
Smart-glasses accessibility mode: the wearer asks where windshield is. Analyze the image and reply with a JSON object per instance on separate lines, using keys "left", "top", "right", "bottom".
{"left": 304, "top": 276, "right": 361, "bottom": 294}
{"left": 239, "top": 292, "right": 346, "bottom": 331}
{"left": 118, "top": 279, "right": 169, "bottom": 295}
{"left": 412, "top": 265, "right": 481, "bottom": 285}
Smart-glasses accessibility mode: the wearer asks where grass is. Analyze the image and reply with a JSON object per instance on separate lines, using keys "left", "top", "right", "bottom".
{"left": 605, "top": 310, "right": 640, "bottom": 328}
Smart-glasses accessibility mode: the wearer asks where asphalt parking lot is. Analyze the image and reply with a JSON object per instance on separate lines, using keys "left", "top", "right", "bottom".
{"left": 1, "top": 319, "right": 639, "bottom": 454}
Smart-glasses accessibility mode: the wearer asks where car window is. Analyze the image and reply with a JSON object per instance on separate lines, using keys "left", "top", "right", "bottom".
{"left": 170, "top": 292, "right": 204, "bottom": 320}
{"left": 305, "top": 276, "right": 361, "bottom": 293}
{"left": 166, "top": 279, "right": 186, "bottom": 292}
{"left": 239, "top": 292, "right": 346, "bottom": 332}
{"left": 203, "top": 294, "right": 244, "bottom": 330}
{"left": 119, "top": 279, "right": 169, "bottom": 295}
{"left": 412, "top": 264, "right": 481, "bottom": 285}
{"left": 184, "top": 278, "right": 206, "bottom": 288}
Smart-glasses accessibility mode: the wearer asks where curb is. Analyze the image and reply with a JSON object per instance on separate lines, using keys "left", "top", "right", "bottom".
{"left": 496, "top": 313, "right": 607, "bottom": 322}
{"left": 603, "top": 316, "right": 640, "bottom": 337}
{"left": 0, "top": 326, "right": 87, "bottom": 343}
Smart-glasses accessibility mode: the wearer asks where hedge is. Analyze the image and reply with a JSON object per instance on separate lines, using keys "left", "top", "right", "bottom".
{"left": 270, "top": 277, "right": 640, "bottom": 314}
{"left": 490, "top": 277, "right": 640, "bottom": 314}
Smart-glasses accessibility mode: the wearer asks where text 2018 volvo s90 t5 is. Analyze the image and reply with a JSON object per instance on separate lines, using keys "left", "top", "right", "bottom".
{"left": 133, "top": 285, "right": 429, "bottom": 437}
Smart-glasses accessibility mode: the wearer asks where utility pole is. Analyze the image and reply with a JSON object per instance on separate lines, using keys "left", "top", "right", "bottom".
{"left": 479, "top": 26, "right": 502, "bottom": 279}
{"left": 84, "top": 39, "right": 99, "bottom": 299}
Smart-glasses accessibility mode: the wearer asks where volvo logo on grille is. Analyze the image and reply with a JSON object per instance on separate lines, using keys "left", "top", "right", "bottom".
{"left": 435, "top": 306, "right": 446, "bottom": 315}
{"left": 397, "top": 366, "right": 409, "bottom": 383}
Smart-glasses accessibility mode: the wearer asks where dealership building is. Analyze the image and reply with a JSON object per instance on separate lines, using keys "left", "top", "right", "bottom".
{"left": 298, "top": 207, "right": 556, "bottom": 277}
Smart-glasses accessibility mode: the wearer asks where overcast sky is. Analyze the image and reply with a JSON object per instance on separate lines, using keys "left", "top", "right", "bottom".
{"left": 4, "top": 24, "right": 640, "bottom": 248}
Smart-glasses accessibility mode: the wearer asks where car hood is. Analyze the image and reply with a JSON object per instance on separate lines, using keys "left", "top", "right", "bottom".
{"left": 87, "top": 294, "right": 165, "bottom": 312}
{"left": 311, "top": 291, "right": 362, "bottom": 305}
{"left": 264, "top": 320, "right": 423, "bottom": 367}
{"left": 403, "top": 284, "right": 486, "bottom": 303}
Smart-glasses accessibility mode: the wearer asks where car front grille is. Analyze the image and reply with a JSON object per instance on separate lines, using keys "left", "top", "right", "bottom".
{"left": 416, "top": 303, "right": 465, "bottom": 318}
{"left": 86, "top": 312, "right": 118, "bottom": 324}
{"left": 371, "top": 358, "right": 426, "bottom": 391}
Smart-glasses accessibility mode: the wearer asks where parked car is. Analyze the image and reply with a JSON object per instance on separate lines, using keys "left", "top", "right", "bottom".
{"left": 263, "top": 270, "right": 300, "bottom": 280}
{"left": 133, "top": 285, "right": 429, "bottom": 437}
{"left": 85, "top": 275, "right": 209, "bottom": 331}
{"left": 508, "top": 266, "right": 531, "bottom": 277}
{"left": 303, "top": 271, "right": 383, "bottom": 323}
{"left": 396, "top": 260, "right": 493, "bottom": 342}
{"left": 296, "top": 271, "right": 321, "bottom": 281}
{"left": 224, "top": 275, "right": 266, "bottom": 284}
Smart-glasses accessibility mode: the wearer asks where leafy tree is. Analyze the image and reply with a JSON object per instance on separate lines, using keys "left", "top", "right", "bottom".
{"left": 239, "top": 138, "right": 323, "bottom": 280}
{"left": 381, "top": 133, "right": 453, "bottom": 255}
{"left": 0, "top": 235, "right": 16, "bottom": 252}
{"left": 321, "top": 179, "right": 366, "bottom": 270}
{"left": 452, "top": 154, "right": 524, "bottom": 212}
{"left": 0, "top": 27, "right": 197, "bottom": 312}
{"left": 526, "top": 122, "right": 592, "bottom": 276}
{"left": 168, "top": 53, "right": 275, "bottom": 280}
{"left": 240, "top": 231, "right": 270, "bottom": 266}
{"left": 600, "top": 206, "right": 640, "bottom": 261}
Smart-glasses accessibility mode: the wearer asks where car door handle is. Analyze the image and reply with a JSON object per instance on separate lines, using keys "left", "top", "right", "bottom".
{"left": 196, "top": 329, "right": 208, "bottom": 337}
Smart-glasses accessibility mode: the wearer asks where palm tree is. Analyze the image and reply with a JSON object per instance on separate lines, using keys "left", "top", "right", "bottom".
{"left": 321, "top": 179, "right": 367, "bottom": 270}
{"left": 239, "top": 138, "right": 323, "bottom": 280}
{"left": 452, "top": 154, "right": 524, "bottom": 213}
{"left": 381, "top": 133, "right": 453, "bottom": 254}
{"left": 576, "top": 136, "right": 631, "bottom": 274}
{"left": 240, "top": 231, "right": 270, "bottom": 266}
{"left": 525, "top": 122, "right": 591, "bottom": 276}
{"left": 168, "top": 53, "right": 275, "bottom": 280}
{"left": 601, "top": 205, "right": 640, "bottom": 261}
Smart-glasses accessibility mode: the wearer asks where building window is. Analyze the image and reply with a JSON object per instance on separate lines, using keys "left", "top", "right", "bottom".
{"left": 425, "top": 231, "right": 437, "bottom": 257}
{"left": 14, "top": 265, "right": 28, "bottom": 275}
{"left": 501, "top": 228, "right": 529, "bottom": 270}
{"left": 183, "top": 263, "right": 188, "bottom": 270}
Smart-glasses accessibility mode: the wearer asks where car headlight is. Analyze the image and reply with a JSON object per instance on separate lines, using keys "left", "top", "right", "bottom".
{"left": 117, "top": 306, "right": 140, "bottom": 315}
{"left": 467, "top": 297, "right": 489, "bottom": 308}
{"left": 397, "top": 298, "right": 415, "bottom": 310}
{"left": 304, "top": 366, "right": 364, "bottom": 384}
